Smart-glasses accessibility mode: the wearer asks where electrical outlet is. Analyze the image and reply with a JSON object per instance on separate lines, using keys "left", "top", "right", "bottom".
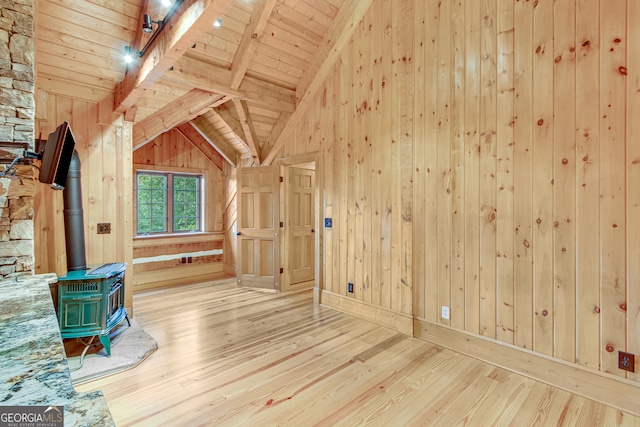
{"left": 441, "top": 306, "right": 450, "bottom": 320}
{"left": 619, "top": 351, "right": 635, "bottom": 372}
{"left": 97, "top": 223, "right": 111, "bottom": 234}
{"left": 325, "top": 218, "right": 332, "bottom": 228}
{"left": 348, "top": 282, "right": 353, "bottom": 293}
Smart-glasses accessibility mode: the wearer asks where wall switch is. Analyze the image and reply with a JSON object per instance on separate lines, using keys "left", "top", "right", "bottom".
{"left": 441, "top": 306, "right": 450, "bottom": 320}
{"left": 348, "top": 282, "right": 353, "bottom": 293}
{"left": 325, "top": 218, "right": 332, "bottom": 228}
{"left": 619, "top": 351, "right": 635, "bottom": 372}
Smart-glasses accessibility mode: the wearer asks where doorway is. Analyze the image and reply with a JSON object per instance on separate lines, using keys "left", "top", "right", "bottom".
{"left": 281, "top": 160, "right": 317, "bottom": 293}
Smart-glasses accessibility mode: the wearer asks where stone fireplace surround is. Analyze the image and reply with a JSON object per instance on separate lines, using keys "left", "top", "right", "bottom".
{"left": 0, "top": 0, "right": 35, "bottom": 279}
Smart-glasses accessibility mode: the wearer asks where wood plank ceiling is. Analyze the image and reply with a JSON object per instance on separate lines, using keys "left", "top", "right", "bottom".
{"left": 35, "top": 0, "right": 352, "bottom": 166}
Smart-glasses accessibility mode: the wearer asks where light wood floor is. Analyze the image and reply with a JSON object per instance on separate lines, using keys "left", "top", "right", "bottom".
{"left": 77, "top": 278, "right": 640, "bottom": 426}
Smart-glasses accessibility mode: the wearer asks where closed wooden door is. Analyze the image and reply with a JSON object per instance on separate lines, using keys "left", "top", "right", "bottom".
{"left": 288, "top": 167, "right": 315, "bottom": 285}
{"left": 236, "top": 165, "right": 280, "bottom": 290}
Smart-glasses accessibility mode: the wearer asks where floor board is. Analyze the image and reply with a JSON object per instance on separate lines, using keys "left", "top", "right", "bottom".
{"left": 77, "top": 278, "right": 640, "bottom": 426}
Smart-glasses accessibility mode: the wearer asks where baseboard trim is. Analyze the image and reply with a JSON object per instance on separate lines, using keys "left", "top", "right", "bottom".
{"left": 413, "top": 318, "right": 640, "bottom": 417}
{"left": 321, "top": 291, "right": 413, "bottom": 336}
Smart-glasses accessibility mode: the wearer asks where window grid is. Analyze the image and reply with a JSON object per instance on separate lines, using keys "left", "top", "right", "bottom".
{"left": 136, "top": 171, "right": 203, "bottom": 235}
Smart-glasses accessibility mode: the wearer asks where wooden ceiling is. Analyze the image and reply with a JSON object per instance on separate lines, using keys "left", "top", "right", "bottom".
{"left": 35, "top": 0, "right": 369, "bottom": 166}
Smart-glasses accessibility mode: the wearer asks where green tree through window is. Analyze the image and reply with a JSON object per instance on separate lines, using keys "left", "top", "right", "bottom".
{"left": 136, "top": 171, "right": 203, "bottom": 235}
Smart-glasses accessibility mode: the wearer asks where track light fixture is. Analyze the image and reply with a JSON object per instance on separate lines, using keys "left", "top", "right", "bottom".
{"left": 142, "top": 14, "right": 163, "bottom": 34}
{"left": 124, "top": 46, "right": 134, "bottom": 63}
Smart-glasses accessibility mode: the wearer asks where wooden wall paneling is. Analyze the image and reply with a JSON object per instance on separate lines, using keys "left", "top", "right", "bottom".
{"left": 513, "top": 0, "right": 534, "bottom": 351}
{"left": 626, "top": 0, "right": 640, "bottom": 382}
{"left": 379, "top": 0, "right": 393, "bottom": 310}
{"left": 450, "top": 0, "right": 466, "bottom": 330}
{"left": 575, "top": 0, "right": 601, "bottom": 371}
{"left": 479, "top": 0, "right": 497, "bottom": 339}
{"left": 100, "top": 109, "right": 118, "bottom": 265}
{"left": 362, "top": 10, "right": 374, "bottom": 306}
{"left": 120, "top": 121, "right": 134, "bottom": 312}
{"left": 399, "top": 0, "right": 414, "bottom": 317}
{"left": 389, "top": 1, "right": 403, "bottom": 315}
{"left": 338, "top": 51, "right": 350, "bottom": 297}
{"left": 353, "top": 17, "right": 365, "bottom": 302}
{"left": 330, "top": 67, "right": 342, "bottom": 296}
{"left": 322, "top": 78, "right": 333, "bottom": 297}
{"left": 552, "top": 0, "right": 577, "bottom": 363}
{"left": 532, "top": 0, "right": 554, "bottom": 356}
{"left": 464, "top": 0, "right": 481, "bottom": 334}
{"left": 599, "top": 0, "right": 627, "bottom": 377}
{"left": 412, "top": 0, "right": 427, "bottom": 320}
{"left": 496, "top": 0, "right": 514, "bottom": 344}
{"left": 437, "top": 0, "right": 452, "bottom": 326}
{"left": 370, "top": 5, "right": 383, "bottom": 308}
{"left": 346, "top": 37, "right": 357, "bottom": 301}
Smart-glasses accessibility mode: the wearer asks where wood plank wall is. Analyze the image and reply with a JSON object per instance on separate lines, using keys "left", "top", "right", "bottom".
{"left": 34, "top": 91, "right": 134, "bottom": 312}
{"left": 222, "top": 162, "right": 237, "bottom": 275}
{"left": 132, "top": 129, "right": 226, "bottom": 289}
{"left": 280, "top": 0, "right": 640, "bottom": 384}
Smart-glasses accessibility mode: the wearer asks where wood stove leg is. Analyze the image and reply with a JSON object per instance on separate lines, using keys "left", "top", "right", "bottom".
{"left": 99, "top": 334, "right": 111, "bottom": 357}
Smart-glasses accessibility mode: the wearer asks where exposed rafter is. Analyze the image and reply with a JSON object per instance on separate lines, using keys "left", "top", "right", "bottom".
{"left": 114, "top": 0, "right": 234, "bottom": 114}
{"left": 262, "top": 0, "right": 374, "bottom": 165}
{"left": 229, "top": 0, "right": 278, "bottom": 90}
{"left": 165, "top": 56, "right": 296, "bottom": 113}
{"left": 232, "top": 99, "right": 260, "bottom": 163}
{"left": 189, "top": 118, "right": 239, "bottom": 166}
{"left": 175, "top": 122, "right": 225, "bottom": 169}
{"left": 133, "top": 89, "right": 227, "bottom": 150}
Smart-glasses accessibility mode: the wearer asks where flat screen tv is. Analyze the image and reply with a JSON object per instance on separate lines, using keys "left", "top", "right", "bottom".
{"left": 39, "top": 121, "right": 76, "bottom": 190}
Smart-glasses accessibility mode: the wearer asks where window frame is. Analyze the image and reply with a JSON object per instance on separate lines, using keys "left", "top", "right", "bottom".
{"left": 135, "top": 168, "right": 205, "bottom": 236}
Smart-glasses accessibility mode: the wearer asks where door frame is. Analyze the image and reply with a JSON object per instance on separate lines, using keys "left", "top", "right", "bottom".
{"left": 278, "top": 152, "right": 321, "bottom": 302}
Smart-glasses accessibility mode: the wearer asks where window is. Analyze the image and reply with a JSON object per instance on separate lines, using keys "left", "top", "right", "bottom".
{"left": 136, "top": 171, "right": 203, "bottom": 235}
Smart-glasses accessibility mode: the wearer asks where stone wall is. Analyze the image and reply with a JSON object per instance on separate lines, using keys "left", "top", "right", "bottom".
{"left": 0, "top": 1, "right": 35, "bottom": 278}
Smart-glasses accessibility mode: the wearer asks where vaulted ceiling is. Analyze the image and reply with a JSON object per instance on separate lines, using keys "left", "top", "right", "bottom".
{"left": 35, "top": 0, "right": 370, "bottom": 166}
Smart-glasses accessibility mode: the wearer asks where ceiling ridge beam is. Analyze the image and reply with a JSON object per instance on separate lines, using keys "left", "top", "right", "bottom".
{"left": 262, "top": 0, "right": 374, "bottom": 165}
{"left": 114, "top": 0, "right": 234, "bottom": 113}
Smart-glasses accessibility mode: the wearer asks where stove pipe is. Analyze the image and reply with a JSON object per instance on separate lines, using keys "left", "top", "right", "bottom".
{"left": 63, "top": 150, "right": 87, "bottom": 271}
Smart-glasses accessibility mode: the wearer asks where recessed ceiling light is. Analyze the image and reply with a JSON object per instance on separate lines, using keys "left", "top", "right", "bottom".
{"left": 161, "top": 0, "right": 172, "bottom": 6}
{"left": 124, "top": 46, "right": 133, "bottom": 63}
{"left": 214, "top": 17, "right": 222, "bottom": 27}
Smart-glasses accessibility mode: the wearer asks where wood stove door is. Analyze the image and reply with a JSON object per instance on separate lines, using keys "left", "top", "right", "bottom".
{"left": 236, "top": 165, "right": 280, "bottom": 291}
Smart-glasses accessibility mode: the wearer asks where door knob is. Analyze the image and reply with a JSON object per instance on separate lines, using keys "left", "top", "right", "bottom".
{"left": 236, "top": 232, "right": 242, "bottom": 236}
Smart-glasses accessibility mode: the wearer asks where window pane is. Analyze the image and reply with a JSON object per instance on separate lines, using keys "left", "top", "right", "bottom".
{"left": 137, "top": 173, "right": 167, "bottom": 234}
{"left": 173, "top": 175, "right": 201, "bottom": 232}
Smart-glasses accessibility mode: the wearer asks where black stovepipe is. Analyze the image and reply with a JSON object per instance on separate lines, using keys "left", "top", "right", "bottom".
{"left": 62, "top": 150, "right": 87, "bottom": 271}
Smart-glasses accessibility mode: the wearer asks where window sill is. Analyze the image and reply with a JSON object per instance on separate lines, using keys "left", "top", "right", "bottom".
{"left": 133, "top": 232, "right": 223, "bottom": 247}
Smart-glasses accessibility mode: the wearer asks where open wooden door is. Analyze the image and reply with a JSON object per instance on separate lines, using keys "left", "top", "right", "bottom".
{"left": 288, "top": 167, "right": 315, "bottom": 286}
{"left": 236, "top": 165, "right": 280, "bottom": 290}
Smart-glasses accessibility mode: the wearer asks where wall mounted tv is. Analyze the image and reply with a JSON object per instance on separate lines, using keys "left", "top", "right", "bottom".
{"left": 39, "top": 121, "right": 76, "bottom": 190}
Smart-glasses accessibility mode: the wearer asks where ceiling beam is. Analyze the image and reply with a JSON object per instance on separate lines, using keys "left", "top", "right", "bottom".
{"left": 232, "top": 99, "right": 260, "bottom": 163}
{"left": 114, "top": 0, "right": 234, "bottom": 114}
{"left": 189, "top": 118, "right": 239, "bottom": 166}
{"left": 133, "top": 89, "right": 226, "bottom": 150}
{"left": 229, "top": 0, "right": 278, "bottom": 89}
{"left": 262, "top": 0, "right": 374, "bottom": 165}
{"left": 260, "top": 111, "right": 291, "bottom": 159}
{"left": 175, "top": 122, "right": 224, "bottom": 170}
{"left": 214, "top": 102, "right": 246, "bottom": 140}
{"left": 165, "top": 55, "right": 296, "bottom": 113}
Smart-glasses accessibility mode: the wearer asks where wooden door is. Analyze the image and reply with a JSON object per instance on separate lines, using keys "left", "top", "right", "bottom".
{"left": 236, "top": 165, "right": 280, "bottom": 290}
{"left": 288, "top": 167, "right": 315, "bottom": 285}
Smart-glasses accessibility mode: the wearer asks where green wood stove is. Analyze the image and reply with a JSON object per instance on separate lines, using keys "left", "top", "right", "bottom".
{"left": 56, "top": 262, "right": 129, "bottom": 357}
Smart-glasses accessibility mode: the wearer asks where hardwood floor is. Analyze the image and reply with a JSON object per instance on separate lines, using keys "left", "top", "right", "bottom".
{"left": 77, "top": 278, "right": 640, "bottom": 426}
